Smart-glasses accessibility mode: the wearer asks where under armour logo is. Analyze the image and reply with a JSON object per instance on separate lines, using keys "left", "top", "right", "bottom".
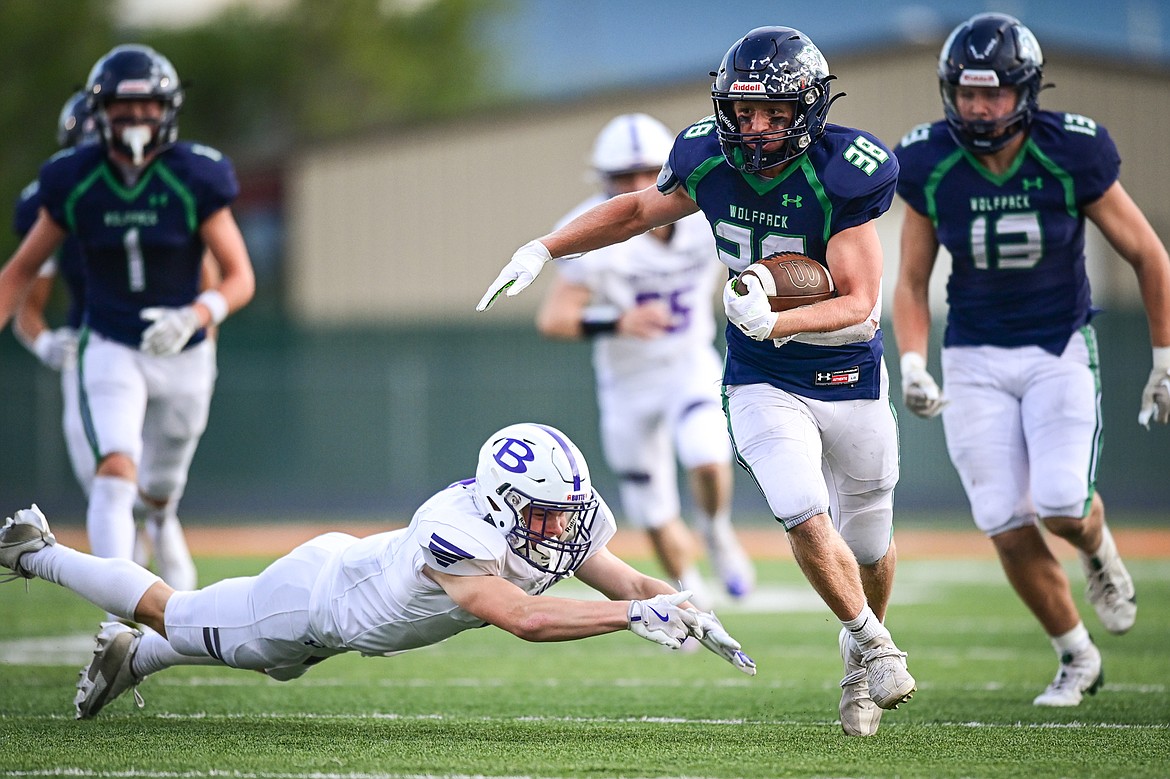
{"left": 781, "top": 194, "right": 803, "bottom": 208}
{"left": 1022, "top": 177, "right": 1043, "bottom": 191}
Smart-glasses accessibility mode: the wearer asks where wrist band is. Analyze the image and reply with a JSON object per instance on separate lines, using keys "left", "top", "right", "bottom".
{"left": 581, "top": 317, "right": 618, "bottom": 337}
{"left": 900, "top": 352, "right": 926, "bottom": 374}
{"left": 196, "top": 289, "right": 229, "bottom": 325}
{"left": 1153, "top": 345, "right": 1170, "bottom": 372}
{"left": 581, "top": 304, "right": 621, "bottom": 338}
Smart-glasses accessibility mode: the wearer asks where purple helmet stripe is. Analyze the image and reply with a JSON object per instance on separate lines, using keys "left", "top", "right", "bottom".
{"left": 535, "top": 424, "right": 582, "bottom": 491}
{"left": 626, "top": 116, "right": 643, "bottom": 156}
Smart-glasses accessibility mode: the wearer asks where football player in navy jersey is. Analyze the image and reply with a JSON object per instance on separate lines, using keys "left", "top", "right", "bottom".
{"left": 480, "top": 27, "right": 914, "bottom": 736}
{"left": 892, "top": 13, "right": 1170, "bottom": 707}
{"left": 0, "top": 44, "right": 255, "bottom": 600}
{"left": 11, "top": 90, "right": 208, "bottom": 592}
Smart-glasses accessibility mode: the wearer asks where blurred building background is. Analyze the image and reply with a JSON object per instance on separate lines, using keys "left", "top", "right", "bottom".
{"left": 1, "top": 0, "right": 1167, "bottom": 526}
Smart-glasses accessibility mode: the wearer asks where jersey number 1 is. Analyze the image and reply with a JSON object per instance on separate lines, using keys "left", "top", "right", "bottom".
{"left": 124, "top": 228, "right": 146, "bottom": 292}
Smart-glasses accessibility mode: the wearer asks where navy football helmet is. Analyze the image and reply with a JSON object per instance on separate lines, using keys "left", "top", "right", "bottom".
{"left": 474, "top": 423, "right": 599, "bottom": 576}
{"left": 938, "top": 13, "right": 1044, "bottom": 154}
{"left": 57, "top": 91, "right": 98, "bottom": 148}
{"left": 85, "top": 44, "right": 184, "bottom": 163}
{"left": 711, "top": 26, "right": 839, "bottom": 173}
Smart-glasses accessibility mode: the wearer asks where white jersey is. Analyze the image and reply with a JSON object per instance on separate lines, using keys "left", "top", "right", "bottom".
{"left": 308, "top": 481, "right": 618, "bottom": 656}
{"left": 555, "top": 197, "right": 724, "bottom": 390}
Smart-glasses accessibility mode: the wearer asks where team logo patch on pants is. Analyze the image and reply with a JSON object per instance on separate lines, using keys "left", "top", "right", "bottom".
{"left": 815, "top": 366, "right": 861, "bottom": 387}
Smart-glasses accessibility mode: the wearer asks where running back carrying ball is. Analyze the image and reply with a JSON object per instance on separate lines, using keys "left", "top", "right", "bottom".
{"left": 733, "top": 252, "right": 836, "bottom": 312}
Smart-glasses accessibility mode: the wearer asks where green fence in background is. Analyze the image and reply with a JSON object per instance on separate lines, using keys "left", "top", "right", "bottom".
{"left": 1, "top": 311, "right": 1165, "bottom": 527}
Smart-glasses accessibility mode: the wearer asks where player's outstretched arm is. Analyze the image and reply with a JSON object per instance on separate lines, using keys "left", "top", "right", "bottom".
{"left": 477, "top": 186, "right": 698, "bottom": 312}
{"left": 424, "top": 566, "right": 640, "bottom": 642}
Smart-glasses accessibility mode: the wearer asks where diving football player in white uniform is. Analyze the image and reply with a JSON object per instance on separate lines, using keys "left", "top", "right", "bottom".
{"left": 0, "top": 423, "right": 756, "bottom": 719}
{"left": 537, "top": 113, "right": 755, "bottom": 604}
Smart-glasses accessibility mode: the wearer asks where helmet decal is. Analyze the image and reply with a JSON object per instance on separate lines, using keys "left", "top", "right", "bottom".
{"left": 493, "top": 438, "right": 537, "bottom": 474}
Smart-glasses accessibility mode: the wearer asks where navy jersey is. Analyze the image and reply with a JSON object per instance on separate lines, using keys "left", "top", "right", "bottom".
{"left": 662, "top": 118, "right": 898, "bottom": 400}
{"left": 37, "top": 141, "right": 239, "bottom": 347}
{"left": 895, "top": 110, "right": 1120, "bottom": 355}
{"left": 13, "top": 177, "right": 87, "bottom": 330}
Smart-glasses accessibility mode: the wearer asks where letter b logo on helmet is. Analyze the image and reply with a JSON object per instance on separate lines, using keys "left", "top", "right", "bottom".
{"left": 494, "top": 438, "right": 536, "bottom": 474}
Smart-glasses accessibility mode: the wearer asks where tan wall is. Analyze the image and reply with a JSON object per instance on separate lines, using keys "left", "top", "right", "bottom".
{"left": 287, "top": 45, "right": 1170, "bottom": 323}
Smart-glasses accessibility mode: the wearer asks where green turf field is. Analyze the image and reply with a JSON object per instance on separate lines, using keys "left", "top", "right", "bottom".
{"left": 1, "top": 554, "right": 1167, "bottom": 779}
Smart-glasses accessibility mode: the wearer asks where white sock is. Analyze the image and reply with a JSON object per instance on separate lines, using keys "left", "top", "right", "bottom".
{"left": 842, "top": 604, "right": 888, "bottom": 647}
{"left": 132, "top": 631, "right": 221, "bottom": 677}
{"left": 1050, "top": 622, "right": 1092, "bottom": 657}
{"left": 87, "top": 476, "right": 139, "bottom": 560}
{"left": 146, "top": 509, "right": 197, "bottom": 590}
{"left": 1093, "top": 525, "right": 1118, "bottom": 561}
{"left": 22, "top": 544, "right": 160, "bottom": 618}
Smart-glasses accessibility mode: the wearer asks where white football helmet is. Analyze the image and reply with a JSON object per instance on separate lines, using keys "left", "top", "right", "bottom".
{"left": 590, "top": 113, "right": 674, "bottom": 178}
{"left": 474, "top": 423, "right": 599, "bottom": 576}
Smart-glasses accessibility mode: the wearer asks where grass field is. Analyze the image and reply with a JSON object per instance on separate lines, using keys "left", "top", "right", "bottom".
{"left": 1, "top": 548, "right": 1168, "bottom": 779}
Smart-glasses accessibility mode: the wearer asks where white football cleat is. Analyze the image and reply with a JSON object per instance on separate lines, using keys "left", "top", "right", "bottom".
{"left": 0, "top": 504, "right": 56, "bottom": 580}
{"left": 838, "top": 628, "right": 883, "bottom": 736}
{"left": 1033, "top": 644, "right": 1103, "bottom": 707}
{"left": 860, "top": 638, "right": 916, "bottom": 710}
{"left": 75, "top": 622, "right": 146, "bottom": 719}
{"left": 1080, "top": 529, "right": 1136, "bottom": 635}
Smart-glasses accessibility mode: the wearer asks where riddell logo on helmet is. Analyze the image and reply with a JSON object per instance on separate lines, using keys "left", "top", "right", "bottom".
{"left": 730, "top": 81, "right": 765, "bottom": 93}
{"left": 959, "top": 70, "right": 1000, "bottom": 87}
{"left": 116, "top": 79, "right": 155, "bottom": 95}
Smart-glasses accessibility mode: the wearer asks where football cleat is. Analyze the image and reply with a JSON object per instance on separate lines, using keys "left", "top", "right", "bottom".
{"left": 0, "top": 504, "right": 56, "bottom": 580}
{"left": 1033, "top": 644, "right": 1103, "bottom": 707}
{"left": 861, "top": 639, "right": 916, "bottom": 710}
{"left": 75, "top": 622, "right": 145, "bottom": 719}
{"left": 839, "top": 628, "right": 883, "bottom": 736}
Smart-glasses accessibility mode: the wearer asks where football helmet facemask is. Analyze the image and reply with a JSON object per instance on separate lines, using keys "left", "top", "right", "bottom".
{"left": 938, "top": 13, "right": 1044, "bottom": 154}
{"left": 57, "top": 90, "right": 98, "bottom": 148}
{"left": 474, "top": 423, "right": 599, "bottom": 576}
{"left": 85, "top": 44, "right": 184, "bottom": 165}
{"left": 711, "top": 26, "right": 839, "bottom": 173}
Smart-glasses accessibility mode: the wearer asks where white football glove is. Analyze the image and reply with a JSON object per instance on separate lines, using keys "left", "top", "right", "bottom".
{"left": 1138, "top": 347, "right": 1170, "bottom": 428}
{"left": 476, "top": 240, "right": 553, "bottom": 311}
{"left": 26, "top": 327, "right": 78, "bottom": 371}
{"left": 791, "top": 319, "right": 877, "bottom": 347}
{"left": 686, "top": 609, "right": 757, "bottom": 676}
{"left": 723, "top": 275, "right": 778, "bottom": 341}
{"left": 627, "top": 590, "right": 700, "bottom": 650}
{"left": 139, "top": 305, "right": 201, "bottom": 357}
{"left": 900, "top": 352, "right": 948, "bottom": 418}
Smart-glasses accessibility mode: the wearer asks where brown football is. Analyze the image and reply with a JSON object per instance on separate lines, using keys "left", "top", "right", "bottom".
{"left": 732, "top": 252, "right": 836, "bottom": 312}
